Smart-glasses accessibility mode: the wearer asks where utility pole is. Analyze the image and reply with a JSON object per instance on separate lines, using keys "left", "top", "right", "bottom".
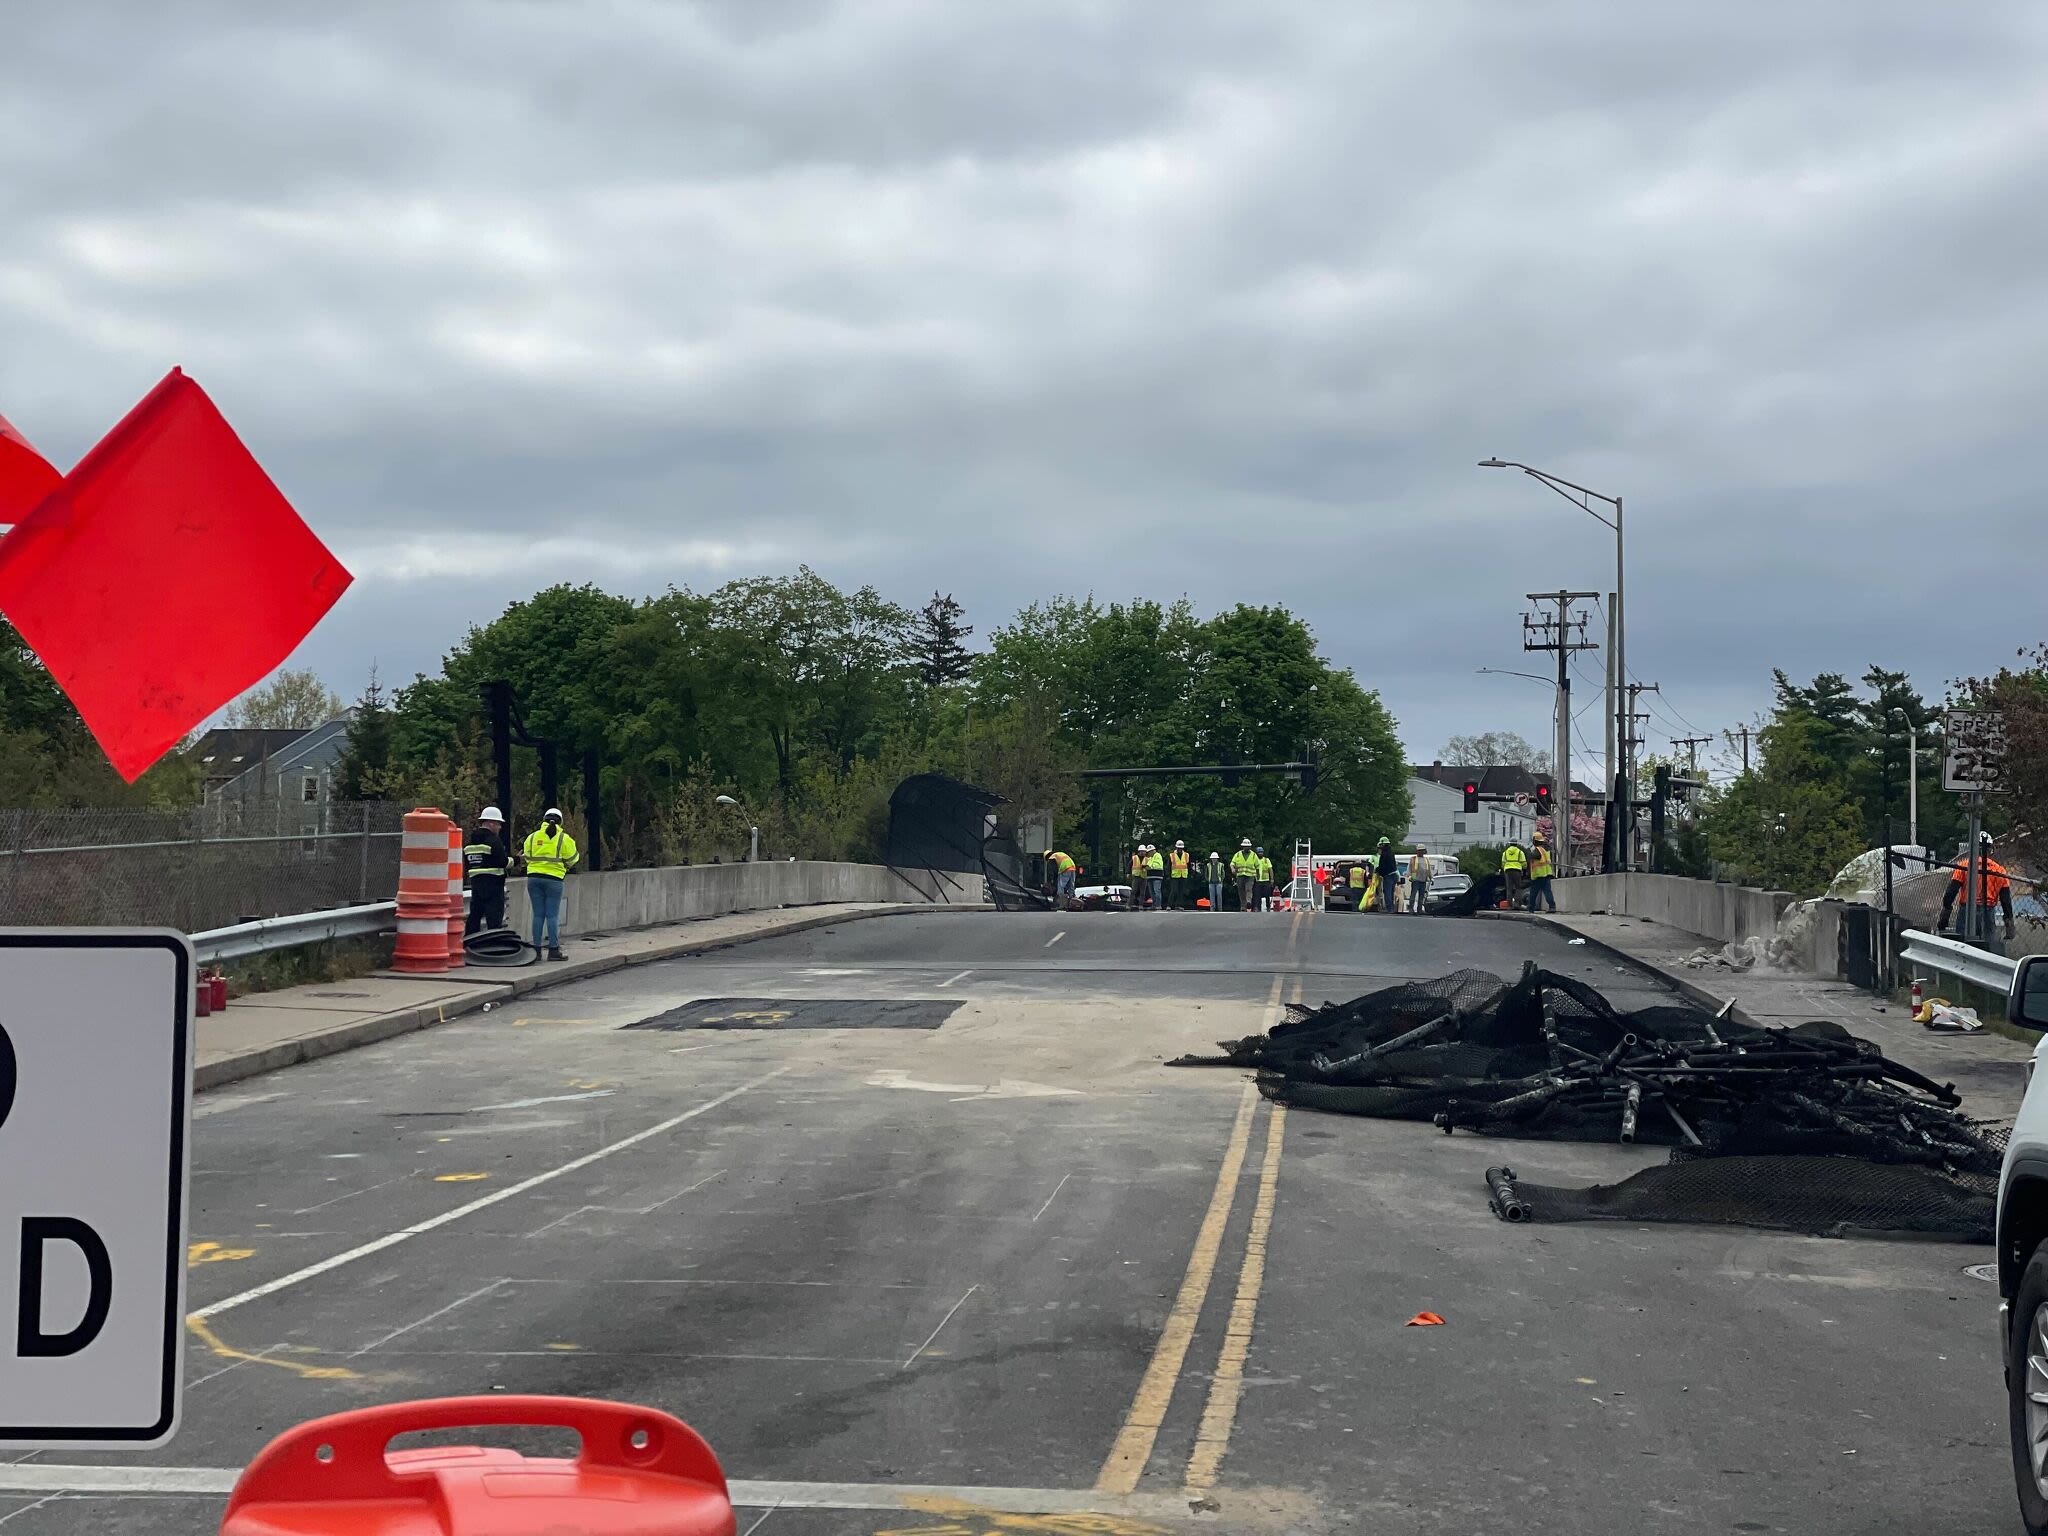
{"left": 1617, "top": 681, "right": 1658, "bottom": 870}
{"left": 1673, "top": 735, "right": 1712, "bottom": 777}
{"left": 1524, "top": 591, "right": 1599, "bottom": 873}
{"left": 1735, "top": 724, "right": 1752, "bottom": 775}
{"left": 1604, "top": 592, "right": 1617, "bottom": 856}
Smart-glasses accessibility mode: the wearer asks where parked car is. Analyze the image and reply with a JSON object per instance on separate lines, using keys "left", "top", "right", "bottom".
{"left": 1422, "top": 871, "right": 1473, "bottom": 912}
{"left": 1070, "top": 882, "right": 1130, "bottom": 911}
{"left": 1995, "top": 953, "right": 2048, "bottom": 1532}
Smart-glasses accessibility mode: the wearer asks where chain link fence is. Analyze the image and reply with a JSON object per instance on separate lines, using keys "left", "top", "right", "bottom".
{"left": 0, "top": 799, "right": 408, "bottom": 931}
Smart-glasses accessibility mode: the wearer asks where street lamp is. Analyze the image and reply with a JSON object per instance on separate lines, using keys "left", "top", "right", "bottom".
{"left": 714, "top": 794, "right": 759, "bottom": 863}
{"left": 1479, "top": 457, "right": 1628, "bottom": 868}
{"left": 1476, "top": 667, "right": 1552, "bottom": 687}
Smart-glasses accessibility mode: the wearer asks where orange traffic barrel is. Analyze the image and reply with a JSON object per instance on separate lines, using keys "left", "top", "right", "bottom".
{"left": 394, "top": 808, "right": 453, "bottom": 974}
{"left": 219, "top": 1395, "right": 735, "bottom": 1536}
{"left": 445, "top": 823, "right": 465, "bottom": 964}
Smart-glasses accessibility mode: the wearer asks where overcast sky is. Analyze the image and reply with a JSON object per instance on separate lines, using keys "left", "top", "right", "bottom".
{"left": 4, "top": 1, "right": 2043, "bottom": 782}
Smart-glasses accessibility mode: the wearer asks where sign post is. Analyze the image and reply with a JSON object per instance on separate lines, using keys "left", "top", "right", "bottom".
{"left": 1943, "top": 711, "right": 2009, "bottom": 943}
{"left": 0, "top": 932, "right": 192, "bottom": 1447}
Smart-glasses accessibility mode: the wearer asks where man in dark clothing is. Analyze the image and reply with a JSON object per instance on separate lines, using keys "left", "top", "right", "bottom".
{"left": 463, "top": 806, "right": 510, "bottom": 934}
{"left": 1374, "top": 837, "right": 1399, "bottom": 913}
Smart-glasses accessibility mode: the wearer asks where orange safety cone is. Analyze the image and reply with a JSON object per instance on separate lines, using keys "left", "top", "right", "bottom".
{"left": 446, "top": 823, "right": 465, "bottom": 965}
{"left": 219, "top": 1396, "right": 735, "bottom": 1535}
{"left": 394, "top": 808, "right": 453, "bottom": 974}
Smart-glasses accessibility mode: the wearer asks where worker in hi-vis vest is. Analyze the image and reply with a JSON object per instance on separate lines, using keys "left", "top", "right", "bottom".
{"left": 1230, "top": 839, "right": 1259, "bottom": 912}
{"left": 1168, "top": 841, "right": 1191, "bottom": 909}
{"left": 521, "top": 807, "right": 580, "bottom": 960}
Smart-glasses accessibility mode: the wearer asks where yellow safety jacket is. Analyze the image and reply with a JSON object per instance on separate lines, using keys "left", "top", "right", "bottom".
{"left": 1169, "top": 850, "right": 1190, "bottom": 876}
{"left": 1256, "top": 856, "right": 1274, "bottom": 881}
{"left": 522, "top": 825, "right": 580, "bottom": 880}
{"left": 1230, "top": 850, "right": 1258, "bottom": 878}
{"left": 1050, "top": 851, "right": 1075, "bottom": 874}
{"left": 1501, "top": 845, "right": 1528, "bottom": 872}
{"left": 1529, "top": 845, "right": 1554, "bottom": 879}
{"left": 1144, "top": 851, "right": 1165, "bottom": 875}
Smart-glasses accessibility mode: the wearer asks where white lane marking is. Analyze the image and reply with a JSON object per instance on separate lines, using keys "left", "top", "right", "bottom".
{"left": 668, "top": 1043, "right": 721, "bottom": 1055}
{"left": 350, "top": 1280, "right": 504, "bottom": 1357}
{"left": 903, "top": 1284, "right": 979, "bottom": 1369}
{"left": 193, "top": 1067, "right": 793, "bottom": 1321}
{"left": 0, "top": 1495, "right": 58, "bottom": 1525}
{"left": 1031, "top": 1173, "right": 1074, "bottom": 1223}
{"left": 936, "top": 970, "right": 972, "bottom": 988}
{"left": 0, "top": 1468, "right": 1196, "bottom": 1517}
{"left": 1044, "top": 930, "right": 1066, "bottom": 947}
{"left": 864, "top": 1070, "right": 1080, "bottom": 1100}
{"left": 803, "top": 968, "right": 872, "bottom": 975}
{"left": 472, "top": 1090, "right": 614, "bottom": 1111}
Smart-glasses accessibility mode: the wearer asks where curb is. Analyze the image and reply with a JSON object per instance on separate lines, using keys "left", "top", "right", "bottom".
{"left": 1514, "top": 911, "right": 1767, "bottom": 1027}
{"left": 195, "top": 901, "right": 992, "bottom": 1093}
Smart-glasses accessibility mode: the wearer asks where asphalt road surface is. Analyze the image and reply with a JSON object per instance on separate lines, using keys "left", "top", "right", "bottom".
{"left": 2, "top": 909, "right": 2012, "bottom": 1533}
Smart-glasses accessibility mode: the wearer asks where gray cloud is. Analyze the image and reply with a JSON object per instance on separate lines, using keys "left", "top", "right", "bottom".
{"left": 3, "top": 1, "right": 2044, "bottom": 774}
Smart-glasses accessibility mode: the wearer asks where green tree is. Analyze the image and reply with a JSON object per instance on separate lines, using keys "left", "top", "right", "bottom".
{"left": 1701, "top": 713, "right": 1867, "bottom": 895}
{"left": 221, "top": 668, "right": 342, "bottom": 729}
{"left": 1439, "top": 731, "right": 1549, "bottom": 773}
{"left": 336, "top": 669, "right": 393, "bottom": 801}
{"left": 916, "top": 593, "right": 974, "bottom": 690}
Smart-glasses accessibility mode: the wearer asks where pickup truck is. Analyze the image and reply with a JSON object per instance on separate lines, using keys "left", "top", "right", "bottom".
{"left": 1996, "top": 954, "right": 2048, "bottom": 1532}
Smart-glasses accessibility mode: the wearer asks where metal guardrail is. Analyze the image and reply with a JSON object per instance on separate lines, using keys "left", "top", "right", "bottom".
{"left": 192, "top": 901, "right": 396, "bottom": 964}
{"left": 1900, "top": 927, "right": 2018, "bottom": 994}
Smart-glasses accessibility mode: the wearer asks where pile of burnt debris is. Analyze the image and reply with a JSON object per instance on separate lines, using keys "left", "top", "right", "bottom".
{"left": 1170, "top": 965, "right": 2002, "bottom": 1240}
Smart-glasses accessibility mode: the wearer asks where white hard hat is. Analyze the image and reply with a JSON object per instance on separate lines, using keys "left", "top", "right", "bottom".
{"left": 1241, "top": 837, "right": 1252, "bottom": 847}
{"left": 1210, "top": 851, "right": 1219, "bottom": 859}
{"left": 480, "top": 806, "right": 504, "bottom": 823}
{"left": 544, "top": 806, "right": 564, "bottom": 819}
{"left": 1175, "top": 840, "right": 1185, "bottom": 849}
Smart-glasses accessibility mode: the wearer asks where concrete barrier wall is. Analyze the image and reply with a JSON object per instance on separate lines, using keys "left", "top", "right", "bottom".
{"left": 1552, "top": 872, "right": 1794, "bottom": 946}
{"left": 504, "top": 860, "right": 986, "bottom": 939}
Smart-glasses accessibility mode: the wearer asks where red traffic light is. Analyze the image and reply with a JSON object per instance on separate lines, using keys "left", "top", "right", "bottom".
{"left": 1534, "top": 783, "right": 1553, "bottom": 814}
{"left": 1461, "top": 780, "right": 1480, "bottom": 813}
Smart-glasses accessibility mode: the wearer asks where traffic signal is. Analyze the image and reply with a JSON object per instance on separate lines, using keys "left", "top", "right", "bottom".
{"left": 1534, "top": 782, "right": 1552, "bottom": 817}
{"left": 1298, "top": 760, "right": 1319, "bottom": 795}
{"left": 1462, "top": 780, "right": 1479, "bottom": 813}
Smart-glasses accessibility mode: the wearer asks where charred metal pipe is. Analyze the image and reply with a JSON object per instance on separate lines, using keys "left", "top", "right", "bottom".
{"left": 1485, "top": 1165, "right": 1530, "bottom": 1222}
{"left": 1597, "top": 1033, "right": 1639, "bottom": 1074}
{"left": 1620, "top": 1082, "right": 1643, "bottom": 1143}
{"left": 1310, "top": 1012, "right": 1455, "bottom": 1077}
{"left": 1664, "top": 1098, "right": 1703, "bottom": 1148}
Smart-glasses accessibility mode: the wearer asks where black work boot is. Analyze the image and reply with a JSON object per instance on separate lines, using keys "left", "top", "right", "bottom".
{"left": 548, "top": 948, "right": 567, "bottom": 962}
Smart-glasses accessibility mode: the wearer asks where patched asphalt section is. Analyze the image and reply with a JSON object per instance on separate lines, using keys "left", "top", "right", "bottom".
{"left": 624, "top": 997, "right": 962, "bottom": 1030}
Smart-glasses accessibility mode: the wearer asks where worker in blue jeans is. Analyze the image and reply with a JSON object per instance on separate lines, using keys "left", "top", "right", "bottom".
{"left": 521, "top": 807, "right": 581, "bottom": 960}
{"left": 1525, "top": 834, "right": 1557, "bottom": 913}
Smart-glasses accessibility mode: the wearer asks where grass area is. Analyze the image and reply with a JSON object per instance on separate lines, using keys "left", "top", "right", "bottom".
{"left": 219, "top": 934, "right": 387, "bottom": 999}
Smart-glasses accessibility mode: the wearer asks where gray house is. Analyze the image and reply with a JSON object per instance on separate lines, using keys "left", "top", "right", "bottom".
{"left": 209, "top": 713, "right": 355, "bottom": 823}
{"left": 1403, "top": 772, "right": 1538, "bottom": 853}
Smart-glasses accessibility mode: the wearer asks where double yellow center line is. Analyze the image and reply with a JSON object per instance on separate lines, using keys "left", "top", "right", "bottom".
{"left": 1096, "top": 968, "right": 1299, "bottom": 1496}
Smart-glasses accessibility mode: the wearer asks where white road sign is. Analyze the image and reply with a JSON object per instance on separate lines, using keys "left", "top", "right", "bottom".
{"left": 1943, "top": 709, "right": 2009, "bottom": 793}
{"left": 0, "top": 932, "right": 192, "bottom": 1447}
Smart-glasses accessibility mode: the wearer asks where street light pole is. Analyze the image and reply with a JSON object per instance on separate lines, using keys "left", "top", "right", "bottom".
{"left": 1480, "top": 458, "right": 1628, "bottom": 868}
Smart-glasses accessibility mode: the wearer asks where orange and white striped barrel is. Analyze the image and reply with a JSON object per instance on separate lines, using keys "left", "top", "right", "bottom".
{"left": 395, "top": 808, "right": 453, "bottom": 974}
{"left": 446, "top": 823, "right": 465, "bottom": 963}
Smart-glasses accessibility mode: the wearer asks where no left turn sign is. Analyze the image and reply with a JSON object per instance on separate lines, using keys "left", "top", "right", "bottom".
{"left": 0, "top": 932, "right": 192, "bottom": 1447}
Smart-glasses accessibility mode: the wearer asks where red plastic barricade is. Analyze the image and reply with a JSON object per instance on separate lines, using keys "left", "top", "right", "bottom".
{"left": 219, "top": 1396, "right": 735, "bottom": 1536}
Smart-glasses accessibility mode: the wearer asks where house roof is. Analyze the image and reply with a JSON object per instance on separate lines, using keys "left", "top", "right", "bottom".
{"left": 1411, "top": 763, "right": 1601, "bottom": 799}
{"left": 186, "top": 727, "right": 306, "bottom": 770}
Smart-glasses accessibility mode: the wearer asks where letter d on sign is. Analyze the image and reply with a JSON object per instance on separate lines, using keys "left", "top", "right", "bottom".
{"left": 17, "top": 1217, "right": 113, "bottom": 1358}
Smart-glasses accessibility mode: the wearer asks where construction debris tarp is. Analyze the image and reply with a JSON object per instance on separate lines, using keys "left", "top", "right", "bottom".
{"left": 1169, "top": 965, "right": 2002, "bottom": 1241}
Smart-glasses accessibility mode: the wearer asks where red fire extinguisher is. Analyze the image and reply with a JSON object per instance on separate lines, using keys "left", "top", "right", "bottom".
{"left": 208, "top": 971, "right": 229, "bottom": 1012}
{"left": 219, "top": 1396, "right": 735, "bottom": 1535}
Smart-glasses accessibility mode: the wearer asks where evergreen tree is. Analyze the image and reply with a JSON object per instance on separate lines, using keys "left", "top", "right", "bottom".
{"left": 337, "top": 669, "right": 394, "bottom": 801}
{"left": 916, "top": 592, "right": 974, "bottom": 690}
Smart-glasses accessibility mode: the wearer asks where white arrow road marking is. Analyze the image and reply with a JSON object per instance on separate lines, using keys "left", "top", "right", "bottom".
{"left": 864, "top": 1069, "right": 1081, "bottom": 1100}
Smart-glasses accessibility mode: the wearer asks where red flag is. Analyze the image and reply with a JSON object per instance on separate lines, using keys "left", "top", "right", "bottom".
{"left": 0, "top": 370, "right": 352, "bottom": 780}
{"left": 0, "top": 410, "right": 61, "bottom": 525}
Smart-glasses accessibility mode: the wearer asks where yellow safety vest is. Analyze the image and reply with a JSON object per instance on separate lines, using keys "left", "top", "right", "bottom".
{"left": 1501, "top": 846, "right": 1527, "bottom": 872}
{"left": 1145, "top": 851, "right": 1165, "bottom": 874}
{"left": 522, "top": 826, "right": 580, "bottom": 880}
{"left": 1130, "top": 853, "right": 1145, "bottom": 878}
{"left": 1231, "top": 850, "right": 1257, "bottom": 877}
{"left": 1051, "top": 851, "right": 1075, "bottom": 874}
{"left": 1347, "top": 866, "right": 1365, "bottom": 888}
{"left": 1530, "top": 845, "right": 1554, "bottom": 879}
{"left": 1256, "top": 857, "right": 1273, "bottom": 881}
{"left": 1169, "top": 851, "right": 1190, "bottom": 876}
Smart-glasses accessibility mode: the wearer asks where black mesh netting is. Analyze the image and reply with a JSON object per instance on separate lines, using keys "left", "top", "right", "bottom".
{"left": 1168, "top": 964, "right": 2004, "bottom": 1241}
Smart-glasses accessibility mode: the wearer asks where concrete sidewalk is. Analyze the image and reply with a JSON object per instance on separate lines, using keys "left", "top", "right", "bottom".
{"left": 1535, "top": 909, "right": 2034, "bottom": 1121}
{"left": 197, "top": 901, "right": 987, "bottom": 1091}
